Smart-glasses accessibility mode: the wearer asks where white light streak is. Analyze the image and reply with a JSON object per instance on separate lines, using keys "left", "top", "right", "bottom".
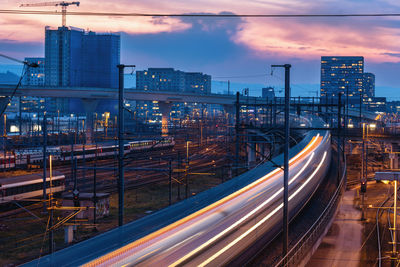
{"left": 198, "top": 151, "right": 327, "bottom": 267}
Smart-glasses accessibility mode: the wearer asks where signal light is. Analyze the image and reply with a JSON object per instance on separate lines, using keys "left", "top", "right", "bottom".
{"left": 361, "top": 181, "right": 367, "bottom": 193}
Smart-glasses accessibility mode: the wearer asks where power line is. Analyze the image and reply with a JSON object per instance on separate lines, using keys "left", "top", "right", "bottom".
{"left": 1, "top": 10, "right": 400, "bottom": 18}
{"left": 213, "top": 74, "right": 267, "bottom": 79}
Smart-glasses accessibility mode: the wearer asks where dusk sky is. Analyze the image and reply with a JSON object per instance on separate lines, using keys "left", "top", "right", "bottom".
{"left": 1, "top": 0, "right": 400, "bottom": 98}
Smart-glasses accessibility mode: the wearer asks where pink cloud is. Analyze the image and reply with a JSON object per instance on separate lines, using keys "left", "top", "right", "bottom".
{"left": 233, "top": 17, "right": 400, "bottom": 62}
{"left": 2, "top": 0, "right": 400, "bottom": 63}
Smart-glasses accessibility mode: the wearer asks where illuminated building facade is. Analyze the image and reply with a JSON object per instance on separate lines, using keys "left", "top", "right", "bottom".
{"left": 320, "top": 56, "right": 377, "bottom": 109}
{"left": 45, "top": 26, "right": 120, "bottom": 88}
{"left": 135, "top": 68, "right": 212, "bottom": 122}
{"left": 320, "top": 56, "right": 364, "bottom": 104}
{"left": 136, "top": 68, "right": 211, "bottom": 95}
{"left": 22, "top": 58, "right": 45, "bottom": 86}
{"left": 363, "top": 72, "right": 375, "bottom": 98}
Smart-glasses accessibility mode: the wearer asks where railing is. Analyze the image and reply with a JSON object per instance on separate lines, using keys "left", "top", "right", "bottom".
{"left": 274, "top": 145, "right": 347, "bottom": 267}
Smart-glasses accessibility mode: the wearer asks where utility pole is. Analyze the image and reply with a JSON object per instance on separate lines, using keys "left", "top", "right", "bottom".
{"left": 185, "top": 140, "right": 191, "bottom": 199}
{"left": 48, "top": 155, "right": 54, "bottom": 253}
{"left": 235, "top": 92, "right": 240, "bottom": 176}
{"left": 337, "top": 93, "right": 342, "bottom": 185}
{"left": 359, "top": 92, "right": 362, "bottom": 126}
{"left": 117, "top": 64, "right": 135, "bottom": 226}
{"left": 375, "top": 171, "right": 400, "bottom": 266}
{"left": 177, "top": 151, "right": 181, "bottom": 200}
{"left": 361, "top": 123, "right": 366, "bottom": 221}
{"left": 169, "top": 159, "right": 172, "bottom": 205}
{"left": 346, "top": 85, "right": 349, "bottom": 137}
{"left": 271, "top": 63, "right": 291, "bottom": 260}
{"left": 93, "top": 145, "right": 97, "bottom": 231}
{"left": 42, "top": 112, "right": 47, "bottom": 212}
{"left": 19, "top": 96, "right": 22, "bottom": 135}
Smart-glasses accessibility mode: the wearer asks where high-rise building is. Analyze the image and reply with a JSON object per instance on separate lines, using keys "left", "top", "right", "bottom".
{"left": 19, "top": 58, "right": 47, "bottom": 115}
{"left": 45, "top": 26, "right": 120, "bottom": 88}
{"left": 320, "top": 56, "right": 377, "bottom": 108}
{"left": 81, "top": 31, "right": 120, "bottom": 88}
{"left": 22, "top": 58, "right": 45, "bottom": 86}
{"left": 136, "top": 68, "right": 211, "bottom": 94}
{"left": 184, "top": 72, "right": 211, "bottom": 95}
{"left": 320, "top": 56, "right": 364, "bottom": 102}
{"left": 136, "top": 68, "right": 185, "bottom": 92}
{"left": 135, "top": 68, "right": 212, "bottom": 122}
{"left": 363, "top": 72, "right": 375, "bottom": 98}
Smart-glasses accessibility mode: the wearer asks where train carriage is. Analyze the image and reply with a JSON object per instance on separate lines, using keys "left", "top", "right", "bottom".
{"left": 0, "top": 172, "right": 65, "bottom": 204}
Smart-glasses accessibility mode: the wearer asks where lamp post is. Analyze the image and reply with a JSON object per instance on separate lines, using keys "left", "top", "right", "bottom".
{"left": 361, "top": 123, "right": 366, "bottom": 220}
{"left": 116, "top": 64, "right": 135, "bottom": 226}
{"left": 375, "top": 171, "right": 400, "bottom": 266}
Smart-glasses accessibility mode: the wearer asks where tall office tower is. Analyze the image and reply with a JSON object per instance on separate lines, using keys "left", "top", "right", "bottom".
{"left": 81, "top": 31, "right": 120, "bottom": 88}
{"left": 22, "top": 58, "right": 45, "bottom": 86}
{"left": 136, "top": 68, "right": 212, "bottom": 94}
{"left": 363, "top": 72, "right": 375, "bottom": 98}
{"left": 45, "top": 26, "right": 120, "bottom": 88}
{"left": 320, "top": 56, "right": 364, "bottom": 104}
{"left": 45, "top": 26, "right": 83, "bottom": 87}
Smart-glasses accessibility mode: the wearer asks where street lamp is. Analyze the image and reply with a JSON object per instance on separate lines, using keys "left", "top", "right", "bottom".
{"left": 375, "top": 171, "right": 400, "bottom": 266}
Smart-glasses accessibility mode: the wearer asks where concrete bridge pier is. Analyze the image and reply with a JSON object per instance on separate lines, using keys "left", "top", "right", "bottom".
{"left": 82, "top": 99, "right": 99, "bottom": 144}
{"left": 158, "top": 101, "right": 173, "bottom": 137}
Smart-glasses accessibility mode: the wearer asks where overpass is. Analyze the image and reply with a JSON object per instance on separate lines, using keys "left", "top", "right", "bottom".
{"left": 0, "top": 85, "right": 379, "bottom": 119}
{"left": 0, "top": 85, "right": 379, "bottom": 141}
{"left": 0, "top": 85, "right": 239, "bottom": 105}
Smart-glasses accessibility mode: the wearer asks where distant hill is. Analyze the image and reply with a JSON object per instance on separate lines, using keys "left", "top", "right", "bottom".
{"left": 0, "top": 71, "right": 19, "bottom": 85}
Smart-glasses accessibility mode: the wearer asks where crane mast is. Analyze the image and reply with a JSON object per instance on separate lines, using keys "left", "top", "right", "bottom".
{"left": 20, "top": 1, "right": 80, "bottom": 27}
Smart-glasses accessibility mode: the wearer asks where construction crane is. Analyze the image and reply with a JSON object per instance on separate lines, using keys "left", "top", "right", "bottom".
{"left": 0, "top": 53, "right": 39, "bottom": 68}
{"left": 0, "top": 53, "right": 39, "bottom": 117}
{"left": 20, "top": 1, "right": 80, "bottom": 27}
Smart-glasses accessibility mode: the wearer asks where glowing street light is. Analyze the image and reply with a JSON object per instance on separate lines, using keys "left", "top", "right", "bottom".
{"left": 375, "top": 171, "right": 400, "bottom": 264}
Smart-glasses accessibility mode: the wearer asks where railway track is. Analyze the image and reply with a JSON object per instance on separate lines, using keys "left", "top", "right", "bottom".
{"left": 0, "top": 141, "right": 232, "bottom": 218}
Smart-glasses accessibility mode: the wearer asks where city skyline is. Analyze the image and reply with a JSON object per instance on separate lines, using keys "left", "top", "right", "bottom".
{"left": 1, "top": 1, "right": 400, "bottom": 98}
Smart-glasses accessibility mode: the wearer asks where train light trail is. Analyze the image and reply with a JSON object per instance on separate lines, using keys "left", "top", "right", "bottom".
{"left": 197, "top": 151, "right": 327, "bottom": 267}
{"left": 82, "top": 132, "right": 329, "bottom": 267}
{"left": 168, "top": 152, "right": 316, "bottom": 267}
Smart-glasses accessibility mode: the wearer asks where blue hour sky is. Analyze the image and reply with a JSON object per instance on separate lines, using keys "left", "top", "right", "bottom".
{"left": 1, "top": 0, "right": 400, "bottom": 98}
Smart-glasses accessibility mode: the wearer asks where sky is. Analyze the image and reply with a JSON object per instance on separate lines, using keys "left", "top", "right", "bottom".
{"left": 1, "top": 0, "right": 400, "bottom": 98}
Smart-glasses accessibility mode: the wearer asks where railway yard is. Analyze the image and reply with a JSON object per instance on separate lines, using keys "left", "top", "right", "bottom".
{"left": 0, "top": 134, "right": 238, "bottom": 266}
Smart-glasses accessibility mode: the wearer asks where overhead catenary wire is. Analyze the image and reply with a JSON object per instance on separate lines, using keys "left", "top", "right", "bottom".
{"left": 0, "top": 64, "right": 27, "bottom": 118}
{"left": 0, "top": 53, "right": 39, "bottom": 117}
{"left": 214, "top": 74, "right": 267, "bottom": 79}
{"left": 1, "top": 10, "right": 400, "bottom": 18}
